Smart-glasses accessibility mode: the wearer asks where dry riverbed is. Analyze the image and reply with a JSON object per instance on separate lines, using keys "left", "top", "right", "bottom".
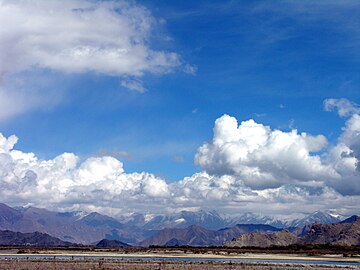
{"left": 0, "top": 249, "right": 358, "bottom": 270}
{"left": 0, "top": 258, "right": 358, "bottom": 270}
{"left": 0, "top": 249, "right": 359, "bottom": 262}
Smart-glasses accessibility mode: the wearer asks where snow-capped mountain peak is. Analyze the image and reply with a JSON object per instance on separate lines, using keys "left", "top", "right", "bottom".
{"left": 288, "top": 210, "right": 342, "bottom": 228}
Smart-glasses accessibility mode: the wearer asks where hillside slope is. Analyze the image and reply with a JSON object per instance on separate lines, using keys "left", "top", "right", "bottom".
{"left": 0, "top": 230, "right": 75, "bottom": 247}
{"left": 224, "top": 230, "right": 297, "bottom": 248}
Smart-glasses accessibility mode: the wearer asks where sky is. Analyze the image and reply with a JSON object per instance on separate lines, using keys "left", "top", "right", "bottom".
{"left": 0, "top": 0, "right": 360, "bottom": 218}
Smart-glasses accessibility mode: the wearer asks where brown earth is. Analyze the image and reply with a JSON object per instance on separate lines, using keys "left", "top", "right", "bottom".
{"left": 0, "top": 258, "right": 357, "bottom": 270}
{"left": 0, "top": 230, "right": 74, "bottom": 247}
{"left": 0, "top": 203, "right": 145, "bottom": 244}
{"left": 300, "top": 217, "right": 360, "bottom": 246}
{"left": 139, "top": 224, "right": 280, "bottom": 247}
{"left": 225, "top": 230, "right": 298, "bottom": 248}
{"left": 225, "top": 217, "right": 360, "bottom": 248}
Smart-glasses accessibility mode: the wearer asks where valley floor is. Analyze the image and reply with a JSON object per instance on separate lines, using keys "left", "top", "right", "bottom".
{"left": 0, "top": 249, "right": 359, "bottom": 269}
{"left": 0, "top": 258, "right": 358, "bottom": 270}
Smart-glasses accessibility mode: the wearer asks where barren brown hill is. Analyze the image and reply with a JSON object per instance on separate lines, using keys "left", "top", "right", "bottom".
{"left": 96, "top": 239, "right": 130, "bottom": 248}
{"left": 300, "top": 216, "right": 360, "bottom": 246}
{"left": 224, "top": 230, "right": 298, "bottom": 248}
{"left": 138, "top": 225, "right": 219, "bottom": 247}
{"left": 0, "top": 230, "right": 74, "bottom": 246}
{"left": 0, "top": 203, "right": 144, "bottom": 244}
{"left": 138, "top": 224, "right": 280, "bottom": 247}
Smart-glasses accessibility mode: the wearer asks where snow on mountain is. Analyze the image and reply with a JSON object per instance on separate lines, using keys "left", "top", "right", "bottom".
{"left": 226, "top": 212, "right": 287, "bottom": 228}
{"left": 174, "top": 218, "right": 186, "bottom": 224}
{"left": 118, "top": 210, "right": 226, "bottom": 230}
{"left": 117, "top": 209, "right": 346, "bottom": 231}
{"left": 0, "top": 203, "right": 354, "bottom": 245}
{"left": 287, "top": 211, "right": 342, "bottom": 228}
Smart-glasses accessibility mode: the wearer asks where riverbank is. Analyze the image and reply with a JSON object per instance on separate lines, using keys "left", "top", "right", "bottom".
{"left": 0, "top": 258, "right": 358, "bottom": 270}
{"left": 0, "top": 249, "right": 359, "bottom": 269}
{"left": 0, "top": 249, "right": 359, "bottom": 263}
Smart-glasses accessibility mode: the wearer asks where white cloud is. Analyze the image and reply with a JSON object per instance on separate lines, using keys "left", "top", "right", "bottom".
{"left": 171, "top": 172, "right": 359, "bottom": 217}
{"left": 1, "top": 101, "right": 360, "bottom": 216}
{"left": 194, "top": 108, "right": 360, "bottom": 197}
{"left": 120, "top": 78, "right": 146, "bottom": 93}
{"left": 195, "top": 114, "right": 337, "bottom": 190}
{"left": 0, "top": 0, "right": 179, "bottom": 76}
{"left": 0, "top": 75, "right": 65, "bottom": 120}
{"left": 183, "top": 64, "right": 198, "bottom": 75}
{"left": 98, "top": 149, "right": 133, "bottom": 160}
{"left": 0, "top": 129, "right": 358, "bottom": 217}
{"left": 0, "top": 87, "right": 31, "bottom": 120}
{"left": 327, "top": 113, "right": 360, "bottom": 195}
{"left": 0, "top": 0, "right": 181, "bottom": 120}
{"left": 0, "top": 132, "right": 171, "bottom": 214}
{"left": 324, "top": 98, "right": 360, "bottom": 117}
{"left": 320, "top": 98, "right": 360, "bottom": 195}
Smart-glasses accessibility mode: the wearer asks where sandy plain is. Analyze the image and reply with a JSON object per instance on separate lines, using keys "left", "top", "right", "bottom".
{"left": 0, "top": 257, "right": 358, "bottom": 270}
{"left": 0, "top": 249, "right": 359, "bottom": 269}
{"left": 1, "top": 249, "right": 359, "bottom": 262}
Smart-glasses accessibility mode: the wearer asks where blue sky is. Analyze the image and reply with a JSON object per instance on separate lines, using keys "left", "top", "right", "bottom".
{"left": 0, "top": 0, "right": 360, "bottom": 216}
{"left": 3, "top": 0, "right": 359, "bottom": 181}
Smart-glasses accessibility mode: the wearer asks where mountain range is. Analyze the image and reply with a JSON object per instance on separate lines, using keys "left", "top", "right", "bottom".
{"left": 225, "top": 229, "right": 298, "bottom": 248}
{"left": 300, "top": 216, "right": 360, "bottom": 246}
{"left": 138, "top": 223, "right": 280, "bottom": 247}
{"left": 96, "top": 239, "right": 130, "bottom": 248}
{"left": 225, "top": 216, "right": 360, "bottom": 247}
{"left": 0, "top": 230, "right": 74, "bottom": 247}
{"left": 0, "top": 203, "right": 148, "bottom": 244}
{"left": 0, "top": 202, "right": 357, "bottom": 246}
{"left": 117, "top": 209, "right": 344, "bottom": 231}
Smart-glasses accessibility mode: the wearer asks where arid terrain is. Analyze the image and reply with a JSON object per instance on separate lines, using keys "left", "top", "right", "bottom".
{"left": 0, "top": 258, "right": 358, "bottom": 270}
{"left": 0, "top": 247, "right": 359, "bottom": 270}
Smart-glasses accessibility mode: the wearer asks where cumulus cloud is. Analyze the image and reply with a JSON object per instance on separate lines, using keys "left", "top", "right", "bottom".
{"left": 181, "top": 104, "right": 360, "bottom": 213}
{"left": 0, "top": 0, "right": 181, "bottom": 119}
{"left": 1, "top": 99, "right": 360, "bottom": 216}
{"left": 169, "top": 171, "right": 359, "bottom": 217}
{"left": 0, "top": 133, "right": 170, "bottom": 214}
{"left": 193, "top": 102, "right": 360, "bottom": 197}
{"left": 195, "top": 114, "right": 337, "bottom": 190}
{"left": 320, "top": 98, "right": 360, "bottom": 194}
{"left": 327, "top": 113, "right": 360, "bottom": 195}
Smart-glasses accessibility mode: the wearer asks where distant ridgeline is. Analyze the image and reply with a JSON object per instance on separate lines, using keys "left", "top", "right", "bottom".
{"left": 0, "top": 203, "right": 358, "bottom": 247}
